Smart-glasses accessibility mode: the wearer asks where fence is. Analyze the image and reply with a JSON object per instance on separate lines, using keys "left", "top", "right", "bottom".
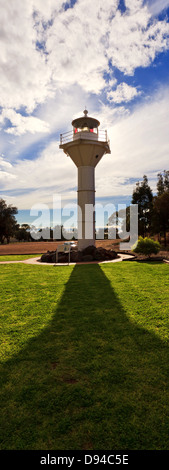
{"left": 60, "top": 129, "right": 109, "bottom": 146}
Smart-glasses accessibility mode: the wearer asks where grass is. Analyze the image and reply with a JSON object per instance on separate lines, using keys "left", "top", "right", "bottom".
{"left": 0, "top": 261, "right": 169, "bottom": 450}
{"left": 0, "top": 254, "right": 41, "bottom": 261}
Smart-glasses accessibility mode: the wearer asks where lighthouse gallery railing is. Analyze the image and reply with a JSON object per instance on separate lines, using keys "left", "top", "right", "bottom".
{"left": 60, "top": 130, "right": 109, "bottom": 146}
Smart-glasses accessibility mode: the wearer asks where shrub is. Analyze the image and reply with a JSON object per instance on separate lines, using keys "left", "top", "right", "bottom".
{"left": 132, "top": 237, "right": 161, "bottom": 257}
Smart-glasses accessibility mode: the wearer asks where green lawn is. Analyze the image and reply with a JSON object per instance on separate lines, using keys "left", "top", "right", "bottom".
{"left": 0, "top": 261, "right": 169, "bottom": 450}
{"left": 0, "top": 254, "right": 41, "bottom": 261}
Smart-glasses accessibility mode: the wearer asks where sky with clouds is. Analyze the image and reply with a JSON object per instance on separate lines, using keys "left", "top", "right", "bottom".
{"left": 0, "top": 0, "right": 169, "bottom": 225}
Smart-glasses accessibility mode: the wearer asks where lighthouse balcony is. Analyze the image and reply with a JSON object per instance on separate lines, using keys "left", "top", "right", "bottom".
{"left": 60, "top": 129, "right": 109, "bottom": 146}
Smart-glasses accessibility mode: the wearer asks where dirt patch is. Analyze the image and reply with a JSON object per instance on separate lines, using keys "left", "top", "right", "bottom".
{"left": 50, "top": 362, "right": 59, "bottom": 370}
{"left": 62, "top": 376, "right": 78, "bottom": 384}
{"left": 0, "top": 240, "right": 119, "bottom": 255}
{"left": 1, "top": 241, "right": 168, "bottom": 261}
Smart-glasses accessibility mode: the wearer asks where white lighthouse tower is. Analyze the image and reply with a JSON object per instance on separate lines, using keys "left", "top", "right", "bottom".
{"left": 59, "top": 110, "right": 111, "bottom": 251}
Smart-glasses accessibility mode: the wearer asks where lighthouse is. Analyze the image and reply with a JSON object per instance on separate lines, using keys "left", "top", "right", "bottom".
{"left": 59, "top": 110, "right": 111, "bottom": 251}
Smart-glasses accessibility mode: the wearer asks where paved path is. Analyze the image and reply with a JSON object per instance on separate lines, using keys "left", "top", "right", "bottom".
{"left": 0, "top": 253, "right": 134, "bottom": 265}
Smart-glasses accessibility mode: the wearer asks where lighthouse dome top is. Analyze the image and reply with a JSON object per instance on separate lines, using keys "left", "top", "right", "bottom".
{"left": 72, "top": 109, "right": 100, "bottom": 130}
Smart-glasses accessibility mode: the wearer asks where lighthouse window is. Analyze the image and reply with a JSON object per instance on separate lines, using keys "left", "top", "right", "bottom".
{"left": 82, "top": 126, "right": 89, "bottom": 132}
{"left": 74, "top": 126, "right": 97, "bottom": 134}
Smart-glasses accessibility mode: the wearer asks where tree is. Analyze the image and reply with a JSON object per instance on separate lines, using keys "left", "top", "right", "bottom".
{"left": 157, "top": 170, "right": 169, "bottom": 196}
{"left": 152, "top": 192, "right": 169, "bottom": 246}
{"left": 132, "top": 236, "right": 160, "bottom": 257}
{"left": 107, "top": 210, "right": 119, "bottom": 239}
{"left": 152, "top": 170, "right": 169, "bottom": 245}
{"left": 0, "top": 199, "right": 18, "bottom": 244}
{"left": 118, "top": 205, "right": 130, "bottom": 236}
{"left": 164, "top": 170, "right": 169, "bottom": 191}
{"left": 131, "top": 175, "right": 153, "bottom": 237}
{"left": 15, "top": 224, "right": 32, "bottom": 242}
{"left": 157, "top": 172, "right": 165, "bottom": 196}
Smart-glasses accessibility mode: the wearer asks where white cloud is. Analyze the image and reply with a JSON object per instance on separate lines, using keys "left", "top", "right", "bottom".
{"left": 94, "top": 102, "right": 129, "bottom": 129}
{"left": 0, "top": 159, "right": 16, "bottom": 184}
{"left": 45, "top": 0, "right": 169, "bottom": 89}
{"left": 148, "top": 0, "right": 169, "bottom": 16}
{"left": 107, "top": 83, "right": 140, "bottom": 103}
{"left": 95, "top": 86, "right": 169, "bottom": 198}
{"left": 0, "top": 139, "right": 76, "bottom": 192}
{"left": 0, "top": 0, "right": 169, "bottom": 210}
{"left": 0, "top": 109, "right": 50, "bottom": 136}
{"left": 0, "top": 156, "right": 12, "bottom": 169}
{"left": 0, "top": 0, "right": 169, "bottom": 118}
{"left": 108, "top": 5, "right": 169, "bottom": 75}
{"left": 0, "top": 171, "right": 16, "bottom": 183}
{"left": 45, "top": 1, "right": 112, "bottom": 94}
{"left": 1, "top": 86, "right": 169, "bottom": 208}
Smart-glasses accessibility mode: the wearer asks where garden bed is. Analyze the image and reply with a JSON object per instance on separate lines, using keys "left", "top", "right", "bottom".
{"left": 40, "top": 245, "right": 118, "bottom": 263}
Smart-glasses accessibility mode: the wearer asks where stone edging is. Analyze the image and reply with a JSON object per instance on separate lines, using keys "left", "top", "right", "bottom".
{"left": 0, "top": 253, "right": 133, "bottom": 265}
{"left": 0, "top": 254, "right": 168, "bottom": 266}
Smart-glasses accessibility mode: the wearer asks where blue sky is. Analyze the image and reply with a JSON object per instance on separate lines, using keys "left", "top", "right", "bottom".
{"left": 0, "top": 0, "right": 169, "bottom": 227}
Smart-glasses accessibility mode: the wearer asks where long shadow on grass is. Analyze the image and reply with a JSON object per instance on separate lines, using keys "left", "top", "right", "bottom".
{"left": 0, "top": 264, "right": 169, "bottom": 450}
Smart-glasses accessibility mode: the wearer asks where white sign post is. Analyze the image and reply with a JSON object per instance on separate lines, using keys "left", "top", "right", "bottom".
{"left": 56, "top": 244, "right": 70, "bottom": 265}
